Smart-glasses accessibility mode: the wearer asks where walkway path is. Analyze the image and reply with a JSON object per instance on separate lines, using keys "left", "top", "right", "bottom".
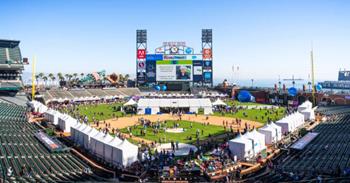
{"left": 102, "top": 114, "right": 263, "bottom": 130}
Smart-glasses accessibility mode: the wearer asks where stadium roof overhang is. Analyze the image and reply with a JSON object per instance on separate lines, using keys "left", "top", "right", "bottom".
{"left": 0, "top": 39, "right": 20, "bottom": 48}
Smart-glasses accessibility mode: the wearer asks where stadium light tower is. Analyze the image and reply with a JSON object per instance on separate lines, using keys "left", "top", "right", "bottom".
{"left": 202, "top": 29, "right": 213, "bottom": 87}
{"left": 136, "top": 30, "right": 147, "bottom": 86}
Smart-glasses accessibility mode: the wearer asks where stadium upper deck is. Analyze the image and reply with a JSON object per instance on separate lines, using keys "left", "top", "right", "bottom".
{"left": 0, "top": 39, "right": 24, "bottom": 93}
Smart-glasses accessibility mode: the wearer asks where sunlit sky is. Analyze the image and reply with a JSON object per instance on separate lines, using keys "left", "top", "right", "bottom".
{"left": 1, "top": 0, "right": 350, "bottom": 82}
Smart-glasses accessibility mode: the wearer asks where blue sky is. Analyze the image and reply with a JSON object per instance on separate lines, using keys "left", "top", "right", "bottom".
{"left": 1, "top": 0, "right": 350, "bottom": 82}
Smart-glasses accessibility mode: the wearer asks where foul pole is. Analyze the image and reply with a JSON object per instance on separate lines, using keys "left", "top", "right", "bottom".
{"left": 310, "top": 46, "right": 316, "bottom": 105}
{"left": 31, "top": 56, "right": 36, "bottom": 101}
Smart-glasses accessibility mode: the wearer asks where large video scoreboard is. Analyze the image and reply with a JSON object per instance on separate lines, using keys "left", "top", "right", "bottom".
{"left": 136, "top": 30, "right": 213, "bottom": 88}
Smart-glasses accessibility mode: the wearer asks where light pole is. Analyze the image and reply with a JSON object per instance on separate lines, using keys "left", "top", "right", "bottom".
{"left": 251, "top": 79, "right": 254, "bottom": 88}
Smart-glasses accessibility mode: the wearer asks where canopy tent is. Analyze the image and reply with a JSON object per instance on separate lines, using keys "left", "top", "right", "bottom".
{"left": 104, "top": 137, "right": 123, "bottom": 164}
{"left": 300, "top": 108, "right": 315, "bottom": 121}
{"left": 79, "top": 125, "right": 95, "bottom": 149}
{"left": 276, "top": 112, "right": 305, "bottom": 135}
{"left": 31, "top": 101, "right": 48, "bottom": 113}
{"left": 89, "top": 132, "right": 113, "bottom": 159}
{"left": 90, "top": 131, "right": 106, "bottom": 156}
{"left": 44, "top": 109, "right": 62, "bottom": 125}
{"left": 258, "top": 124, "right": 281, "bottom": 145}
{"left": 70, "top": 122, "right": 83, "bottom": 142}
{"left": 58, "top": 114, "right": 77, "bottom": 133}
{"left": 229, "top": 134, "right": 253, "bottom": 160}
{"left": 244, "top": 129, "right": 266, "bottom": 156}
{"left": 137, "top": 98, "right": 213, "bottom": 115}
{"left": 212, "top": 98, "right": 227, "bottom": 106}
{"left": 123, "top": 98, "right": 137, "bottom": 106}
{"left": 118, "top": 139, "right": 139, "bottom": 166}
{"left": 298, "top": 100, "right": 313, "bottom": 112}
{"left": 268, "top": 122, "right": 283, "bottom": 141}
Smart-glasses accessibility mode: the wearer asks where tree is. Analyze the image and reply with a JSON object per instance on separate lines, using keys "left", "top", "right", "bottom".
{"left": 48, "top": 73, "right": 54, "bottom": 86}
{"left": 51, "top": 76, "right": 56, "bottom": 86}
{"left": 57, "top": 73, "right": 64, "bottom": 81}
{"left": 124, "top": 74, "right": 130, "bottom": 81}
{"left": 42, "top": 76, "right": 48, "bottom": 86}
{"left": 119, "top": 74, "right": 124, "bottom": 83}
{"left": 64, "top": 74, "right": 70, "bottom": 81}
{"left": 35, "top": 75, "right": 40, "bottom": 85}
{"left": 73, "top": 73, "right": 78, "bottom": 79}
{"left": 80, "top": 73, "right": 84, "bottom": 78}
{"left": 38, "top": 73, "right": 45, "bottom": 88}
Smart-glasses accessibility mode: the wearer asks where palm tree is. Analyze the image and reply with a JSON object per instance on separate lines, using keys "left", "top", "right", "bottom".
{"left": 42, "top": 76, "right": 48, "bottom": 86}
{"left": 124, "top": 74, "right": 130, "bottom": 81}
{"left": 51, "top": 76, "right": 56, "bottom": 86}
{"left": 80, "top": 73, "right": 84, "bottom": 78}
{"left": 57, "top": 73, "right": 64, "bottom": 81}
{"left": 35, "top": 75, "right": 40, "bottom": 85}
{"left": 48, "top": 73, "right": 54, "bottom": 86}
{"left": 119, "top": 74, "right": 124, "bottom": 83}
{"left": 73, "top": 73, "right": 78, "bottom": 79}
{"left": 38, "top": 72, "right": 44, "bottom": 79}
{"left": 64, "top": 74, "right": 70, "bottom": 81}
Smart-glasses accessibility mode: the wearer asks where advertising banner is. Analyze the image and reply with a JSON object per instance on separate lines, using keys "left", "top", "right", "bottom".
{"left": 137, "top": 49, "right": 146, "bottom": 59}
{"left": 203, "top": 48, "right": 212, "bottom": 60}
{"left": 156, "top": 60, "right": 192, "bottom": 81}
{"left": 146, "top": 60, "right": 156, "bottom": 82}
{"left": 193, "top": 66, "right": 203, "bottom": 75}
{"left": 163, "top": 54, "right": 202, "bottom": 60}
{"left": 137, "top": 61, "right": 146, "bottom": 71}
{"left": 338, "top": 71, "right": 350, "bottom": 81}
{"left": 203, "top": 72, "right": 212, "bottom": 83}
{"left": 146, "top": 54, "right": 163, "bottom": 61}
{"left": 137, "top": 72, "right": 146, "bottom": 83}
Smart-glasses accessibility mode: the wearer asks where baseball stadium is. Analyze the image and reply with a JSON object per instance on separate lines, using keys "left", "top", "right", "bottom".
{"left": 1, "top": 1, "right": 350, "bottom": 183}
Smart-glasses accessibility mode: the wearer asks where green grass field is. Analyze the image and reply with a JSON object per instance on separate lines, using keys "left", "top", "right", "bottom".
{"left": 76, "top": 103, "right": 128, "bottom": 121}
{"left": 213, "top": 108, "right": 285, "bottom": 124}
{"left": 120, "top": 120, "right": 226, "bottom": 144}
{"left": 73, "top": 100, "right": 285, "bottom": 124}
{"left": 224, "top": 100, "right": 267, "bottom": 107}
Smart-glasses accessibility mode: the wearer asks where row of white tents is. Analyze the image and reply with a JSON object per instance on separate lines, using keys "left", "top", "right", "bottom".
{"left": 45, "top": 95, "right": 124, "bottom": 104}
{"left": 229, "top": 101, "right": 315, "bottom": 160}
{"left": 31, "top": 101, "right": 139, "bottom": 167}
{"left": 147, "top": 92, "right": 228, "bottom": 98}
{"left": 136, "top": 98, "right": 214, "bottom": 115}
{"left": 71, "top": 123, "right": 138, "bottom": 167}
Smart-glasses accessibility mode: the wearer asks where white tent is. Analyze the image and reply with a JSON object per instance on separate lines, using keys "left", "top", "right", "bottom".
{"left": 124, "top": 99, "right": 137, "bottom": 106}
{"left": 229, "top": 134, "right": 253, "bottom": 160}
{"left": 58, "top": 114, "right": 77, "bottom": 133}
{"left": 212, "top": 98, "right": 227, "bottom": 106}
{"left": 118, "top": 139, "right": 139, "bottom": 166}
{"left": 70, "top": 122, "right": 83, "bottom": 142}
{"left": 244, "top": 129, "right": 266, "bottom": 156}
{"left": 79, "top": 125, "right": 95, "bottom": 149}
{"left": 104, "top": 137, "right": 123, "bottom": 165}
{"left": 90, "top": 131, "right": 105, "bottom": 156}
{"left": 91, "top": 133, "right": 113, "bottom": 159}
{"left": 258, "top": 124, "right": 279, "bottom": 145}
{"left": 298, "top": 100, "right": 313, "bottom": 112}
{"left": 276, "top": 118, "right": 292, "bottom": 134}
{"left": 31, "top": 101, "right": 48, "bottom": 113}
{"left": 276, "top": 112, "right": 305, "bottom": 135}
{"left": 300, "top": 108, "right": 315, "bottom": 121}
{"left": 44, "top": 109, "right": 62, "bottom": 125}
{"left": 268, "top": 122, "right": 283, "bottom": 141}
{"left": 137, "top": 98, "right": 213, "bottom": 115}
